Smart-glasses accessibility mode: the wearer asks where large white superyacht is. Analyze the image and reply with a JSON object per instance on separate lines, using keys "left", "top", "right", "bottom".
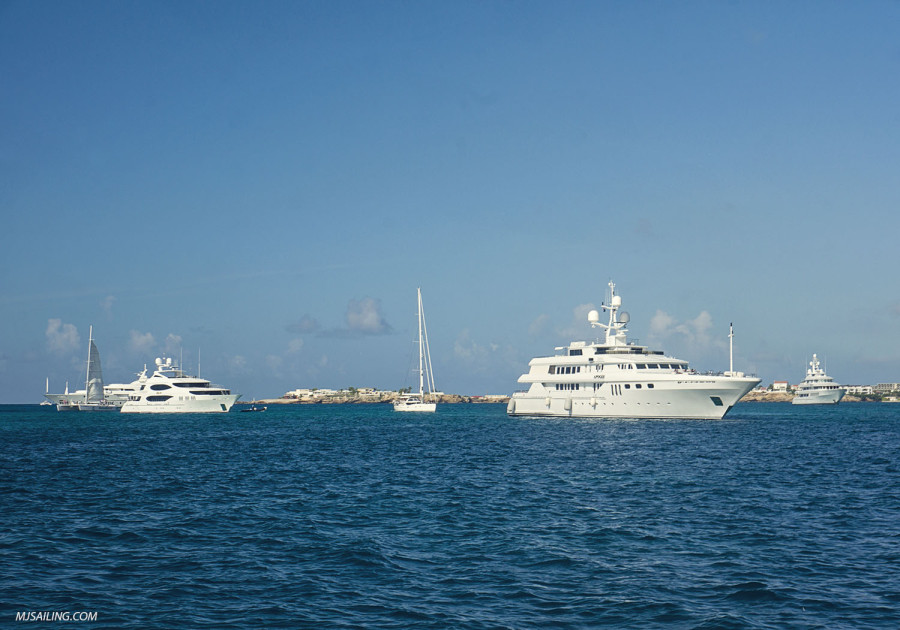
{"left": 791, "top": 354, "right": 845, "bottom": 405}
{"left": 120, "top": 357, "right": 239, "bottom": 413}
{"left": 507, "top": 282, "right": 760, "bottom": 420}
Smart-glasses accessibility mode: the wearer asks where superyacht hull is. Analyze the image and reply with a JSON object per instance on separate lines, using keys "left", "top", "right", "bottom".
{"left": 508, "top": 376, "right": 758, "bottom": 420}
{"left": 792, "top": 389, "right": 845, "bottom": 405}
{"left": 120, "top": 395, "right": 238, "bottom": 414}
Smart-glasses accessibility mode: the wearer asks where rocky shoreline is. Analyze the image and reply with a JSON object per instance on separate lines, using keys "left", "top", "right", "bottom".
{"left": 247, "top": 393, "right": 510, "bottom": 405}
{"left": 244, "top": 391, "right": 870, "bottom": 406}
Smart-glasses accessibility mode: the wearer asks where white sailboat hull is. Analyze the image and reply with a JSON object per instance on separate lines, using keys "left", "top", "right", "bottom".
{"left": 393, "top": 397, "right": 437, "bottom": 412}
{"left": 394, "top": 288, "right": 438, "bottom": 413}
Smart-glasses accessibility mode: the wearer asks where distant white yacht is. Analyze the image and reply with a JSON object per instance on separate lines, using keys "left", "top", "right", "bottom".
{"left": 120, "top": 356, "right": 239, "bottom": 413}
{"left": 507, "top": 282, "right": 760, "bottom": 420}
{"left": 394, "top": 288, "right": 437, "bottom": 412}
{"left": 45, "top": 370, "right": 147, "bottom": 410}
{"left": 42, "top": 326, "right": 120, "bottom": 411}
{"left": 792, "top": 354, "right": 845, "bottom": 405}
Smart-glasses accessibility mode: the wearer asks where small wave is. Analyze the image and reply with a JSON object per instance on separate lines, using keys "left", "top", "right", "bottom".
{"left": 723, "top": 581, "right": 788, "bottom": 603}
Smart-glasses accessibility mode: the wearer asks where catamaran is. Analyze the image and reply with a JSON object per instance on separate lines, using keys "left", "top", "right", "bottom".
{"left": 394, "top": 288, "right": 437, "bottom": 412}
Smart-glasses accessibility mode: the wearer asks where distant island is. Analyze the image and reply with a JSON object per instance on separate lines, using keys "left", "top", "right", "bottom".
{"left": 242, "top": 386, "right": 893, "bottom": 406}
{"left": 247, "top": 388, "right": 509, "bottom": 405}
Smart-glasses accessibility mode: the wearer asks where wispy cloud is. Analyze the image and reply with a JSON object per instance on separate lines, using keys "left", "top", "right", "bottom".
{"left": 647, "top": 309, "right": 723, "bottom": 351}
{"left": 556, "top": 303, "right": 597, "bottom": 339}
{"left": 100, "top": 295, "right": 116, "bottom": 317}
{"left": 46, "top": 319, "right": 80, "bottom": 354}
{"left": 165, "top": 334, "right": 183, "bottom": 354}
{"left": 129, "top": 330, "right": 155, "bottom": 353}
{"left": 528, "top": 313, "right": 550, "bottom": 337}
{"left": 286, "top": 315, "right": 320, "bottom": 334}
{"left": 287, "top": 338, "right": 304, "bottom": 353}
{"left": 319, "top": 297, "right": 393, "bottom": 338}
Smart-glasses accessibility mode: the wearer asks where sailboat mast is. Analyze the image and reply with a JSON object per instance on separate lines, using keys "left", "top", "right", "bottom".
{"left": 417, "top": 288, "right": 424, "bottom": 397}
{"left": 85, "top": 325, "right": 93, "bottom": 393}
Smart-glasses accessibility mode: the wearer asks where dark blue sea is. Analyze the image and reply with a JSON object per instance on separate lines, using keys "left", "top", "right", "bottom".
{"left": 2, "top": 402, "right": 899, "bottom": 629}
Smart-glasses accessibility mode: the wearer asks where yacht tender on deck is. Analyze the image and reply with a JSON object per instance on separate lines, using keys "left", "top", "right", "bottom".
{"left": 507, "top": 282, "right": 759, "bottom": 420}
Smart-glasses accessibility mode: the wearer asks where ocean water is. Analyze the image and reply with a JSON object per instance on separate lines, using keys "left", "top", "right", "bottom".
{"left": 1, "top": 402, "right": 899, "bottom": 629}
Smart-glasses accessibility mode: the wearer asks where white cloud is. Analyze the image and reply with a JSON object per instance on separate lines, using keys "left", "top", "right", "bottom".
{"left": 165, "top": 334, "right": 183, "bottom": 354}
{"left": 454, "top": 328, "right": 484, "bottom": 361}
{"left": 286, "top": 315, "right": 320, "bottom": 334}
{"left": 229, "top": 355, "right": 248, "bottom": 371}
{"left": 648, "top": 309, "right": 721, "bottom": 350}
{"left": 319, "top": 297, "right": 393, "bottom": 337}
{"left": 100, "top": 295, "right": 116, "bottom": 316}
{"left": 46, "top": 319, "right": 80, "bottom": 354}
{"left": 556, "top": 303, "right": 597, "bottom": 339}
{"left": 287, "top": 338, "right": 304, "bottom": 354}
{"left": 266, "top": 354, "right": 283, "bottom": 377}
{"left": 649, "top": 310, "right": 676, "bottom": 336}
{"left": 129, "top": 330, "right": 156, "bottom": 353}
{"left": 528, "top": 313, "right": 550, "bottom": 337}
{"left": 346, "top": 297, "right": 392, "bottom": 335}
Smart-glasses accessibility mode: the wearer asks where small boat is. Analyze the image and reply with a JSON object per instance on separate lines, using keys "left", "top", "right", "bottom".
{"left": 394, "top": 288, "right": 437, "bottom": 412}
{"left": 240, "top": 405, "right": 267, "bottom": 412}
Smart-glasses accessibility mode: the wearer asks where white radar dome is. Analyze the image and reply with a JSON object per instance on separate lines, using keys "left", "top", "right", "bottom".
{"left": 588, "top": 309, "right": 600, "bottom": 324}
{"left": 611, "top": 295, "right": 622, "bottom": 308}
{"left": 155, "top": 357, "right": 163, "bottom": 366}
{"left": 618, "top": 311, "right": 630, "bottom": 324}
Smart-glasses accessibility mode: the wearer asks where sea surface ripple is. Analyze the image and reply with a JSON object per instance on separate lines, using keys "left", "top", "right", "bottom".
{"left": 2, "top": 402, "right": 899, "bottom": 628}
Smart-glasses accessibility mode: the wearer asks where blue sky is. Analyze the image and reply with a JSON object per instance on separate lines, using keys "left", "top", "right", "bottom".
{"left": 2, "top": 1, "right": 899, "bottom": 402}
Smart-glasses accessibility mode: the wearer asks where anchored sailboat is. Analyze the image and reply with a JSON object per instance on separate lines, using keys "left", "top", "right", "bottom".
{"left": 78, "top": 326, "right": 117, "bottom": 411}
{"left": 394, "top": 288, "right": 437, "bottom": 412}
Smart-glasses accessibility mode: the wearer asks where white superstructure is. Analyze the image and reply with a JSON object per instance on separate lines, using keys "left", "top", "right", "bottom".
{"left": 507, "top": 282, "right": 760, "bottom": 420}
{"left": 120, "top": 357, "right": 239, "bottom": 413}
{"left": 791, "top": 354, "right": 845, "bottom": 405}
{"left": 394, "top": 288, "right": 437, "bottom": 412}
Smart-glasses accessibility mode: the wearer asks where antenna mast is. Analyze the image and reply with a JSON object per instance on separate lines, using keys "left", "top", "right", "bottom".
{"left": 729, "top": 323, "right": 734, "bottom": 375}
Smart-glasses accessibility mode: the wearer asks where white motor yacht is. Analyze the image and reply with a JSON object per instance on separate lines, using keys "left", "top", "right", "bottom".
{"left": 791, "top": 354, "right": 845, "bottom": 405}
{"left": 120, "top": 357, "right": 239, "bottom": 413}
{"left": 507, "top": 282, "right": 760, "bottom": 420}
